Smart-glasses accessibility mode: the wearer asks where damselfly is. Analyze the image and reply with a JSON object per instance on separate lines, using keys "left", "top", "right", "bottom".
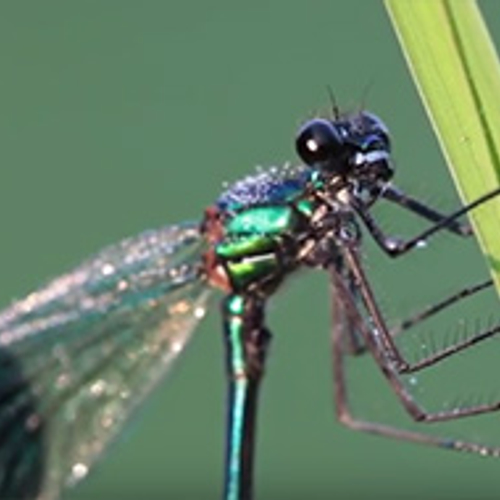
{"left": 1, "top": 109, "right": 500, "bottom": 500}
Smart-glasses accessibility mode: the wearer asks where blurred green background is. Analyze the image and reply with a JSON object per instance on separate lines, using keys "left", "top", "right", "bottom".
{"left": 1, "top": 1, "right": 500, "bottom": 499}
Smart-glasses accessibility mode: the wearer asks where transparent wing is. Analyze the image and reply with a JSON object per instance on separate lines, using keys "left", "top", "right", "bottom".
{"left": 0, "top": 221, "right": 213, "bottom": 500}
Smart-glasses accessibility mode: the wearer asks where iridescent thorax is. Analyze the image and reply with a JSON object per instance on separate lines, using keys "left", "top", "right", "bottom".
{"left": 201, "top": 165, "right": 317, "bottom": 294}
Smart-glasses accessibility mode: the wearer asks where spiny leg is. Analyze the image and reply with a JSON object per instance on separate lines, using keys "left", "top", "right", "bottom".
{"left": 391, "top": 279, "right": 493, "bottom": 336}
{"left": 388, "top": 278, "right": 500, "bottom": 371}
{"left": 222, "top": 294, "right": 272, "bottom": 500}
{"left": 381, "top": 184, "right": 472, "bottom": 236}
{"left": 388, "top": 278, "right": 500, "bottom": 372}
{"left": 342, "top": 244, "right": 500, "bottom": 373}
{"left": 356, "top": 186, "right": 500, "bottom": 257}
{"left": 330, "top": 253, "right": 366, "bottom": 355}
{"left": 335, "top": 243, "right": 500, "bottom": 422}
{"left": 334, "top": 273, "right": 498, "bottom": 366}
{"left": 342, "top": 278, "right": 494, "bottom": 358}
{"left": 329, "top": 266, "right": 500, "bottom": 456}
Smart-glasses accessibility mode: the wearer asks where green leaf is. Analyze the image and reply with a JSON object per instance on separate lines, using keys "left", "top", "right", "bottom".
{"left": 385, "top": 0, "right": 500, "bottom": 292}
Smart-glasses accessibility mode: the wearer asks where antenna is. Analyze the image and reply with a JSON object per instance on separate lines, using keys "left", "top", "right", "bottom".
{"left": 326, "top": 85, "right": 340, "bottom": 119}
{"left": 358, "top": 79, "right": 375, "bottom": 112}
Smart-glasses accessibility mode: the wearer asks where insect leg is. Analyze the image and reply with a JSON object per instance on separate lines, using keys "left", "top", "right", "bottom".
{"left": 356, "top": 186, "right": 500, "bottom": 257}
{"left": 330, "top": 268, "right": 500, "bottom": 456}
{"left": 335, "top": 245, "right": 500, "bottom": 423}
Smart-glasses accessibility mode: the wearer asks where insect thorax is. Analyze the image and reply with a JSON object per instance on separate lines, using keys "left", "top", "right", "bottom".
{"left": 202, "top": 166, "right": 322, "bottom": 295}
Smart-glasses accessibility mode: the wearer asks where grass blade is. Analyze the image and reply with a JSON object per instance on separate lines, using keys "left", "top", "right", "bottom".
{"left": 385, "top": 0, "right": 500, "bottom": 292}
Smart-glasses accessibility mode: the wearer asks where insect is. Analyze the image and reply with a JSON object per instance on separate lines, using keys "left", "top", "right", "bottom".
{"left": 1, "top": 109, "right": 500, "bottom": 500}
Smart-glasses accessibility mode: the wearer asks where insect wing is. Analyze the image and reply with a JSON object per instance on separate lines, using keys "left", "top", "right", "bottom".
{"left": 0, "top": 222, "right": 212, "bottom": 499}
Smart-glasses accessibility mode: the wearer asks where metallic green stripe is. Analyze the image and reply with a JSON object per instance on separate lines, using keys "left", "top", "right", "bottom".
{"left": 225, "top": 297, "right": 248, "bottom": 500}
{"left": 227, "top": 314, "right": 245, "bottom": 376}
{"left": 226, "top": 378, "right": 249, "bottom": 500}
{"left": 226, "top": 206, "right": 296, "bottom": 234}
{"left": 227, "top": 255, "right": 278, "bottom": 290}
{"left": 216, "top": 234, "right": 275, "bottom": 259}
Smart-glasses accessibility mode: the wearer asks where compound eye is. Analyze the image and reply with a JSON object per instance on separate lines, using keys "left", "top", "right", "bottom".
{"left": 295, "top": 118, "right": 344, "bottom": 166}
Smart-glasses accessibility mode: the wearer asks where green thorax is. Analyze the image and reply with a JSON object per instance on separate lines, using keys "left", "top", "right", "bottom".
{"left": 214, "top": 167, "right": 322, "bottom": 292}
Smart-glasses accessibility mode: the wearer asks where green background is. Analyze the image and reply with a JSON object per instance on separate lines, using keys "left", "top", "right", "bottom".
{"left": 0, "top": 1, "right": 500, "bottom": 499}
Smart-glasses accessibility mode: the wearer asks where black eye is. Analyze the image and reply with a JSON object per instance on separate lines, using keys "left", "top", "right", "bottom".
{"left": 295, "top": 119, "right": 344, "bottom": 166}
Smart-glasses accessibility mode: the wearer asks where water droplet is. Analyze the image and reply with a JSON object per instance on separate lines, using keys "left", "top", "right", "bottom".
{"left": 194, "top": 306, "right": 206, "bottom": 319}
{"left": 101, "top": 263, "right": 115, "bottom": 276}
{"left": 72, "top": 463, "right": 88, "bottom": 481}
